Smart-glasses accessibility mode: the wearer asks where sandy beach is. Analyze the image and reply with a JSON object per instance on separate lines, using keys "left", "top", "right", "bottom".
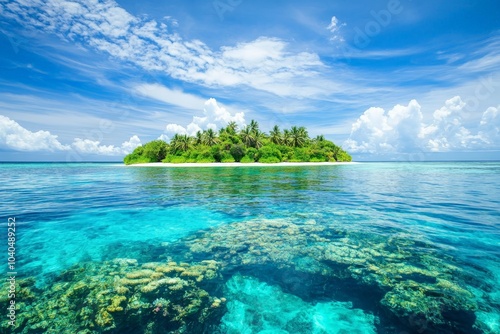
{"left": 128, "top": 162, "right": 357, "bottom": 167}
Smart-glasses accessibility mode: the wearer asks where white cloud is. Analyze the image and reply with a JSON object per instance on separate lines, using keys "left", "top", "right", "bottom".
{"left": 0, "top": 113, "right": 142, "bottom": 156}
{"left": 120, "top": 135, "right": 142, "bottom": 154}
{"left": 72, "top": 138, "right": 120, "bottom": 155}
{"left": 165, "top": 124, "right": 188, "bottom": 136}
{"left": 157, "top": 134, "right": 170, "bottom": 142}
{"left": 326, "top": 16, "right": 345, "bottom": 42}
{"left": 164, "top": 98, "right": 246, "bottom": 137}
{"left": 344, "top": 97, "right": 500, "bottom": 153}
{"left": 0, "top": 114, "right": 70, "bottom": 151}
{"left": 72, "top": 135, "right": 142, "bottom": 155}
{"left": 478, "top": 106, "right": 500, "bottom": 146}
{"left": 134, "top": 83, "right": 206, "bottom": 111}
{"left": 0, "top": 0, "right": 325, "bottom": 97}
{"left": 458, "top": 53, "right": 500, "bottom": 73}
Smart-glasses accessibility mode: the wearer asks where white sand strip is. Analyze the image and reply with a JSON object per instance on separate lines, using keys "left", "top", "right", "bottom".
{"left": 128, "top": 162, "right": 357, "bottom": 167}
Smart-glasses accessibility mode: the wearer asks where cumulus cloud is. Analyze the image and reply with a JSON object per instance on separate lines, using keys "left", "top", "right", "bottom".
{"left": 119, "top": 135, "right": 142, "bottom": 154}
{"left": 72, "top": 135, "right": 141, "bottom": 155}
{"left": 344, "top": 97, "right": 500, "bottom": 153}
{"left": 1, "top": 0, "right": 324, "bottom": 97}
{"left": 163, "top": 98, "right": 246, "bottom": 138}
{"left": 478, "top": 106, "right": 500, "bottom": 145}
{"left": 0, "top": 114, "right": 70, "bottom": 151}
{"left": 72, "top": 138, "right": 120, "bottom": 155}
{"left": 165, "top": 124, "right": 188, "bottom": 136}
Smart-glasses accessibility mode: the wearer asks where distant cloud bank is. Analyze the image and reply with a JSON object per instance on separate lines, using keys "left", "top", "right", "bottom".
{"left": 0, "top": 115, "right": 141, "bottom": 156}
{"left": 1, "top": 95, "right": 498, "bottom": 157}
{"left": 344, "top": 96, "right": 500, "bottom": 153}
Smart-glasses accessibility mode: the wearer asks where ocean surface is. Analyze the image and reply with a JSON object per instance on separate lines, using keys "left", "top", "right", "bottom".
{"left": 0, "top": 162, "right": 499, "bottom": 333}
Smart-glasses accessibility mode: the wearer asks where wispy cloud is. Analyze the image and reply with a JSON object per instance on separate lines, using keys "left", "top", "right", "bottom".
{"left": 0, "top": 0, "right": 326, "bottom": 98}
{"left": 133, "top": 83, "right": 207, "bottom": 111}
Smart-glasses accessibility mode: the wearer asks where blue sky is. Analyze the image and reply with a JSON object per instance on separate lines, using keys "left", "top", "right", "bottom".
{"left": 0, "top": 0, "right": 499, "bottom": 161}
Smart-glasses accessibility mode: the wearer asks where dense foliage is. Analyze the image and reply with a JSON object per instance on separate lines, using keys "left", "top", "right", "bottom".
{"left": 124, "top": 121, "right": 352, "bottom": 165}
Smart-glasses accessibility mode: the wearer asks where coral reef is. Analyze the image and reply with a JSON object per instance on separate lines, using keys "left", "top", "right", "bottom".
{"left": 0, "top": 217, "right": 491, "bottom": 333}
{"left": 0, "top": 258, "right": 225, "bottom": 333}
{"left": 181, "top": 218, "right": 480, "bottom": 332}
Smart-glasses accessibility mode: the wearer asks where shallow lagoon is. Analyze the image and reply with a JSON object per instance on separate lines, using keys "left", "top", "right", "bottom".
{"left": 0, "top": 162, "right": 499, "bottom": 333}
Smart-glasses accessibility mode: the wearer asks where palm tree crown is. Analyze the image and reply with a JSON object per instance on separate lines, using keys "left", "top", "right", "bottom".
{"left": 203, "top": 128, "right": 219, "bottom": 146}
{"left": 240, "top": 126, "right": 254, "bottom": 147}
{"left": 269, "top": 125, "right": 282, "bottom": 145}
{"left": 289, "top": 126, "right": 308, "bottom": 147}
{"left": 171, "top": 134, "right": 191, "bottom": 152}
{"left": 226, "top": 121, "right": 238, "bottom": 135}
{"left": 249, "top": 119, "right": 259, "bottom": 133}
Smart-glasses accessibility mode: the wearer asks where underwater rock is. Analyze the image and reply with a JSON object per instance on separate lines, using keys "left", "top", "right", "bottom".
{"left": 219, "top": 274, "right": 377, "bottom": 334}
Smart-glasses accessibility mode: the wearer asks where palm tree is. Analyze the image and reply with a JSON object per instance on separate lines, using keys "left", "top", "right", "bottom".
{"left": 290, "top": 126, "right": 307, "bottom": 147}
{"left": 226, "top": 121, "right": 238, "bottom": 135}
{"left": 203, "top": 128, "right": 219, "bottom": 146}
{"left": 170, "top": 133, "right": 181, "bottom": 151}
{"left": 253, "top": 130, "right": 266, "bottom": 149}
{"left": 171, "top": 134, "right": 191, "bottom": 152}
{"left": 314, "top": 135, "right": 325, "bottom": 142}
{"left": 332, "top": 145, "right": 341, "bottom": 161}
{"left": 240, "top": 126, "right": 254, "bottom": 147}
{"left": 249, "top": 119, "right": 259, "bottom": 133}
{"left": 283, "top": 129, "right": 291, "bottom": 146}
{"left": 269, "top": 125, "right": 282, "bottom": 145}
{"left": 299, "top": 126, "right": 309, "bottom": 141}
{"left": 194, "top": 131, "right": 203, "bottom": 145}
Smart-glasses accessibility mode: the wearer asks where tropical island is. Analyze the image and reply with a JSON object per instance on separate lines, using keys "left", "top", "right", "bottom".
{"left": 124, "top": 120, "right": 352, "bottom": 165}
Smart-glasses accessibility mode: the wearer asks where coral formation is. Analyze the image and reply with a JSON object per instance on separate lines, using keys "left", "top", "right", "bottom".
{"left": 0, "top": 259, "right": 225, "bottom": 333}
{"left": 0, "top": 217, "right": 492, "bottom": 333}
{"left": 181, "top": 218, "right": 481, "bottom": 332}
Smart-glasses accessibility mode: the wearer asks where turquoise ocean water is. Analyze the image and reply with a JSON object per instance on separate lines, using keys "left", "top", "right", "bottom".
{"left": 0, "top": 162, "right": 499, "bottom": 333}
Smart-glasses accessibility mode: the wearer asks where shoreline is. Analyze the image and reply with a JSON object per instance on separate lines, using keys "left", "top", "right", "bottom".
{"left": 128, "top": 162, "right": 357, "bottom": 168}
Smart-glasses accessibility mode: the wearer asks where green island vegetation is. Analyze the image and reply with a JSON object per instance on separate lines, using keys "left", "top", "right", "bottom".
{"left": 124, "top": 120, "right": 351, "bottom": 165}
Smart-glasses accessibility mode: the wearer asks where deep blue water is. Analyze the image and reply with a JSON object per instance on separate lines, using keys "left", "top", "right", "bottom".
{"left": 0, "top": 162, "right": 499, "bottom": 333}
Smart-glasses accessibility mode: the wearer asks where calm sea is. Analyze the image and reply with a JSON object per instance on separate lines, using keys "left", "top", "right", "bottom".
{"left": 0, "top": 162, "right": 499, "bottom": 333}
